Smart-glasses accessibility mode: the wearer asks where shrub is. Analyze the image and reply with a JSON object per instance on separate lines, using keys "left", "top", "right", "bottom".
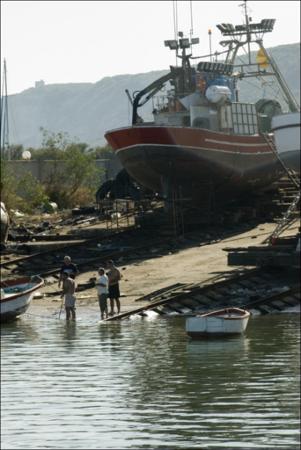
{"left": 16, "top": 172, "right": 49, "bottom": 213}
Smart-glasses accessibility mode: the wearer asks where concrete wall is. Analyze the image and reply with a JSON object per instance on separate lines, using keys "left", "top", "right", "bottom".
{"left": 6, "top": 156, "right": 122, "bottom": 183}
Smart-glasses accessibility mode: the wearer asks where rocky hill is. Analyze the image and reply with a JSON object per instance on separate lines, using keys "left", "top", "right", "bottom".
{"left": 6, "top": 43, "right": 300, "bottom": 148}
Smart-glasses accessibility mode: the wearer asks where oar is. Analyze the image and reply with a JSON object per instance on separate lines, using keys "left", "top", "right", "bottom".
{"left": 58, "top": 296, "right": 64, "bottom": 319}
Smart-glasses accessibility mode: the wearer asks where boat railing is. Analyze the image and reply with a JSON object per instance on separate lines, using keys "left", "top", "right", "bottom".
{"left": 152, "top": 93, "right": 194, "bottom": 114}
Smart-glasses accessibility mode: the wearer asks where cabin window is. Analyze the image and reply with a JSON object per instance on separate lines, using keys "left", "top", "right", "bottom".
{"left": 192, "top": 117, "right": 210, "bottom": 129}
{"left": 182, "top": 116, "right": 191, "bottom": 127}
{"left": 231, "top": 102, "right": 258, "bottom": 135}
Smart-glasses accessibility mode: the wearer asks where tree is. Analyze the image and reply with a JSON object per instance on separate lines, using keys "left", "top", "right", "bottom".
{"left": 1, "top": 130, "right": 106, "bottom": 210}
{"left": 0, "top": 159, "right": 19, "bottom": 210}
{"left": 33, "top": 130, "right": 103, "bottom": 208}
{"left": 90, "top": 145, "right": 114, "bottom": 160}
{"left": 0, "top": 159, "right": 49, "bottom": 212}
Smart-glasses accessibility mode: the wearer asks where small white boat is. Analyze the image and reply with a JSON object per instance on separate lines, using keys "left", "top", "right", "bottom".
{"left": 185, "top": 307, "right": 250, "bottom": 339}
{"left": 0, "top": 276, "right": 44, "bottom": 322}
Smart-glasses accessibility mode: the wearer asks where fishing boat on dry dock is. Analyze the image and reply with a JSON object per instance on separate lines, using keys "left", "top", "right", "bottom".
{"left": 185, "top": 307, "right": 250, "bottom": 339}
{"left": 105, "top": 2, "right": 299, "bottom": 207}
{"left": 0, "top": 276, "right": 44, "bottom": 321}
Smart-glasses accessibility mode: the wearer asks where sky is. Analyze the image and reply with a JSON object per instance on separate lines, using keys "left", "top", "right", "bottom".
{"left": 1, "top": 0, "right": 300, "bottom": 95}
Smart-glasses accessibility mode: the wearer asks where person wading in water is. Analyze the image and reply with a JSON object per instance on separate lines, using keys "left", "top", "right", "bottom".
{"left": 61, "top": 271, "right": 77, "bottom": 321}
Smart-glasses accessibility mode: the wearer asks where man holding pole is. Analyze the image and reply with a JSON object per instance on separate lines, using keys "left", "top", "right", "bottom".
{"left": 60, "top": 271, "right": 76, "bottom": 321}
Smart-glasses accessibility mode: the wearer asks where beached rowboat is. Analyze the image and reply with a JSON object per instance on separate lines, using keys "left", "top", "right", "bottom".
{"left": 0, "top": 276, "right": 44, "bottom": 322}
{"left": 186, "top": 307, "right": 250, "bottom": 339}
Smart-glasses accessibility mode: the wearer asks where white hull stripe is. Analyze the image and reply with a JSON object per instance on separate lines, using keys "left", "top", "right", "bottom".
{"left": 115, "top": 143, "right": 272, "bottom": 156}
{"left": 205, "top": 138, "right": 267, "bottom": 147}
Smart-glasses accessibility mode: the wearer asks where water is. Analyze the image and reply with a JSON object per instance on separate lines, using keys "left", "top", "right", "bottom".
{"left": 1, "top": 313, "right": 300, "bottom": 449}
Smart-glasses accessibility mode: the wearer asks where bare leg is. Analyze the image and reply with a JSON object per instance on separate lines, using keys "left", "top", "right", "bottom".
{"left": 104, "top": 295, "right": 108, "bottom": 318}
{"left": 66, "top": 307, "right": 70, "bottom": 321}
{"left": 109, "top": 298, "right": 115, "bottom": 315}
{"left": 98, "top": 296, "right": 102, "bottom": 318}
{"left": 116, "top": 298, "right": 120, "bottom": 314}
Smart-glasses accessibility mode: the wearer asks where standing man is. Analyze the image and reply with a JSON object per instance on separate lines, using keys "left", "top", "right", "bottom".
{"left": 106, "top": 260, "right": 121, "bottom": 316}
{"left": 95, "top": 267, "right": 109, "bottom": 320}
{"left": 58, "top": 255, "right": 78, "bottom": 288}
{"left": 61, "top": 271, "right": 76, "bottom": 321}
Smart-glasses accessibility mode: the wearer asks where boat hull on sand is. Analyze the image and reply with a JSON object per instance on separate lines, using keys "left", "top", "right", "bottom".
{"left": 1, "top": 276, "right": 44, "bottom": 322}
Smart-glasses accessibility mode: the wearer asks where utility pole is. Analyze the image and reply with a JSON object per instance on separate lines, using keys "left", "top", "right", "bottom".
{"left": 0, "top": 58, "right": 10, "bottom": 159}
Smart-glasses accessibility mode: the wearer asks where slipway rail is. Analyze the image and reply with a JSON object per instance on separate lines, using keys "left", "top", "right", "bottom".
{"left": 105, "top": 268, "right": 300, "bottom": 321}
{"left": 0, "top": 229, "right": 178, "bottom": 279}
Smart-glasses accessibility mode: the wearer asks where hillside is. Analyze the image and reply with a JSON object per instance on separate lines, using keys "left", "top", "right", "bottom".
{"left": 6, "top": 43, "right": 300, "bottom": 149}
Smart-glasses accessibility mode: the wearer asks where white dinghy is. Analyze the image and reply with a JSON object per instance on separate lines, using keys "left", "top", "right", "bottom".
{"left": 186, "top": 307, "right": 250, "bottom": 339}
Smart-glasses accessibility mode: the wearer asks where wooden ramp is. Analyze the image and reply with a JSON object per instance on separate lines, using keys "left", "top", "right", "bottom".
{"left": 105, "top": 268, "right": 300, "bottom": 321}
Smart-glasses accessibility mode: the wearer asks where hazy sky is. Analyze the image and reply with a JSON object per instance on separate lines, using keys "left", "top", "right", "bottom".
{"left": 1, "top": 0, "right": 300, "bottom": 95}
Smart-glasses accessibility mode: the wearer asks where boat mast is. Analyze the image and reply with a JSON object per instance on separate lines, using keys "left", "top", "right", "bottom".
{"left": 0, "top": 58, "right": 10, "bottom": 159}
{"left": 217, "top": 3, "right": 299, "bottom": 113}
{"left": 244, "top": 0, "right": 299, "bottom": 112}
{"left": 242, "top": 0, "right": 252, "bottom": 65}
{"left": 258, "top": 44, "right": 299, "bottom": 112}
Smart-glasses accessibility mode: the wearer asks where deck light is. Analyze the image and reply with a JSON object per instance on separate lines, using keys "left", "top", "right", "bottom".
{"left": 164, "top": 40, "right": 178, "bottom": 50}
{"left": 217, "top": 18, "right": 275, "bottom": 36}
{"left": 179, "top": 38, "right": 190, "bottom": 49}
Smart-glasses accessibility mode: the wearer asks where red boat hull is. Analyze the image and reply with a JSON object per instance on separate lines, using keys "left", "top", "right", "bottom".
{"left": 105, "top": 126, "right": 283, "bottom": 200}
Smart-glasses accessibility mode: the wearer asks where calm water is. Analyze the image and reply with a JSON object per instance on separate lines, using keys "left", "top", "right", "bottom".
{"left": 1, "top": 312, "right": 300, "bottom": 449}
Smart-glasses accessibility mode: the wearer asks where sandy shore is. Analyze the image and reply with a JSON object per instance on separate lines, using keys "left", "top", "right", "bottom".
{"left": 29, "top": 221, "right": 299, "bottom": 319}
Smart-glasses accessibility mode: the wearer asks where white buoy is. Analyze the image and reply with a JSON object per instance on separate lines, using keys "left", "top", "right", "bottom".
{"left": 22, "top": 150, "right": 32, "bottom": 160}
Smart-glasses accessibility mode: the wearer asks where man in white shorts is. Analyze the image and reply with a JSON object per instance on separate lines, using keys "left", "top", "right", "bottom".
{"left": 96, "top": 267, "right": 109, "bottom": 320}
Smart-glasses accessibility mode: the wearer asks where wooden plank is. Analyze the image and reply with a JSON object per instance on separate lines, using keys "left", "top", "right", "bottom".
{"left": 167, "top": 302, "right": 189, "bottom": 313}
{"left": 170, "top": 301, "right": 195, "bottom": 313}
{"left": 190, "top": 294, "right": 216, "bottom": 305}
{"left": 180, "top": 298, "right": 202, "bottom": 308}
{"left": 160, "top": 306, "right": 180, "bottom": 315}
{"left": 214, "top": 286, "right": 236, "bottom": 296}
{"left": 256, "top": 305, "right": 274, "bottom": 314}
{"left": 281, "top": 296, "right": 300, "bottom": 306}
{"left": 152, "top": 307, "right": 165, "bottom": 315}
{"left": 235, "top": 278, "right": 262, "bottom": 288}
{"left": 134, "top": 283, "right": 186, "bottom": 302}
{"left": 269, "top": 300, "right": 287, "bottom": 310}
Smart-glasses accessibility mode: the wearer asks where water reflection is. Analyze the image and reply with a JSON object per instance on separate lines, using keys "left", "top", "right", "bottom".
{"left": 62, "top": 321, "right": 77, "bottom": 348}
{"left": 1, "top": 314, "right": 299, "bottom": 449}
{"left": 1, "top": 318, "right": 40, "bottom": 344}
{"left": 186, "top": 335, "right": 250, "bottom": 356}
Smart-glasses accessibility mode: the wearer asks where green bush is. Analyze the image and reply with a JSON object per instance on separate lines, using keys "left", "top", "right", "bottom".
{"left": 1, "top": 130, "right": 108, "bottom": 210}
{"left": 0, "top": 159, "right": 49, "bottom": 213}
{"left": 16, "top": 172, "right": 49, "bottom": 213}
{"left": 0, "top": 159, "right": 20, "bottom": 210}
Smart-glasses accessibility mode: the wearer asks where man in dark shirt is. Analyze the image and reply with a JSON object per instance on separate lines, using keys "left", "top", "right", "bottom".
{"left": 58, "top": 255, "right": 78, "bottom": 288}
{"left": 106, "top": 260, "right": 121, "bottom": 315}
